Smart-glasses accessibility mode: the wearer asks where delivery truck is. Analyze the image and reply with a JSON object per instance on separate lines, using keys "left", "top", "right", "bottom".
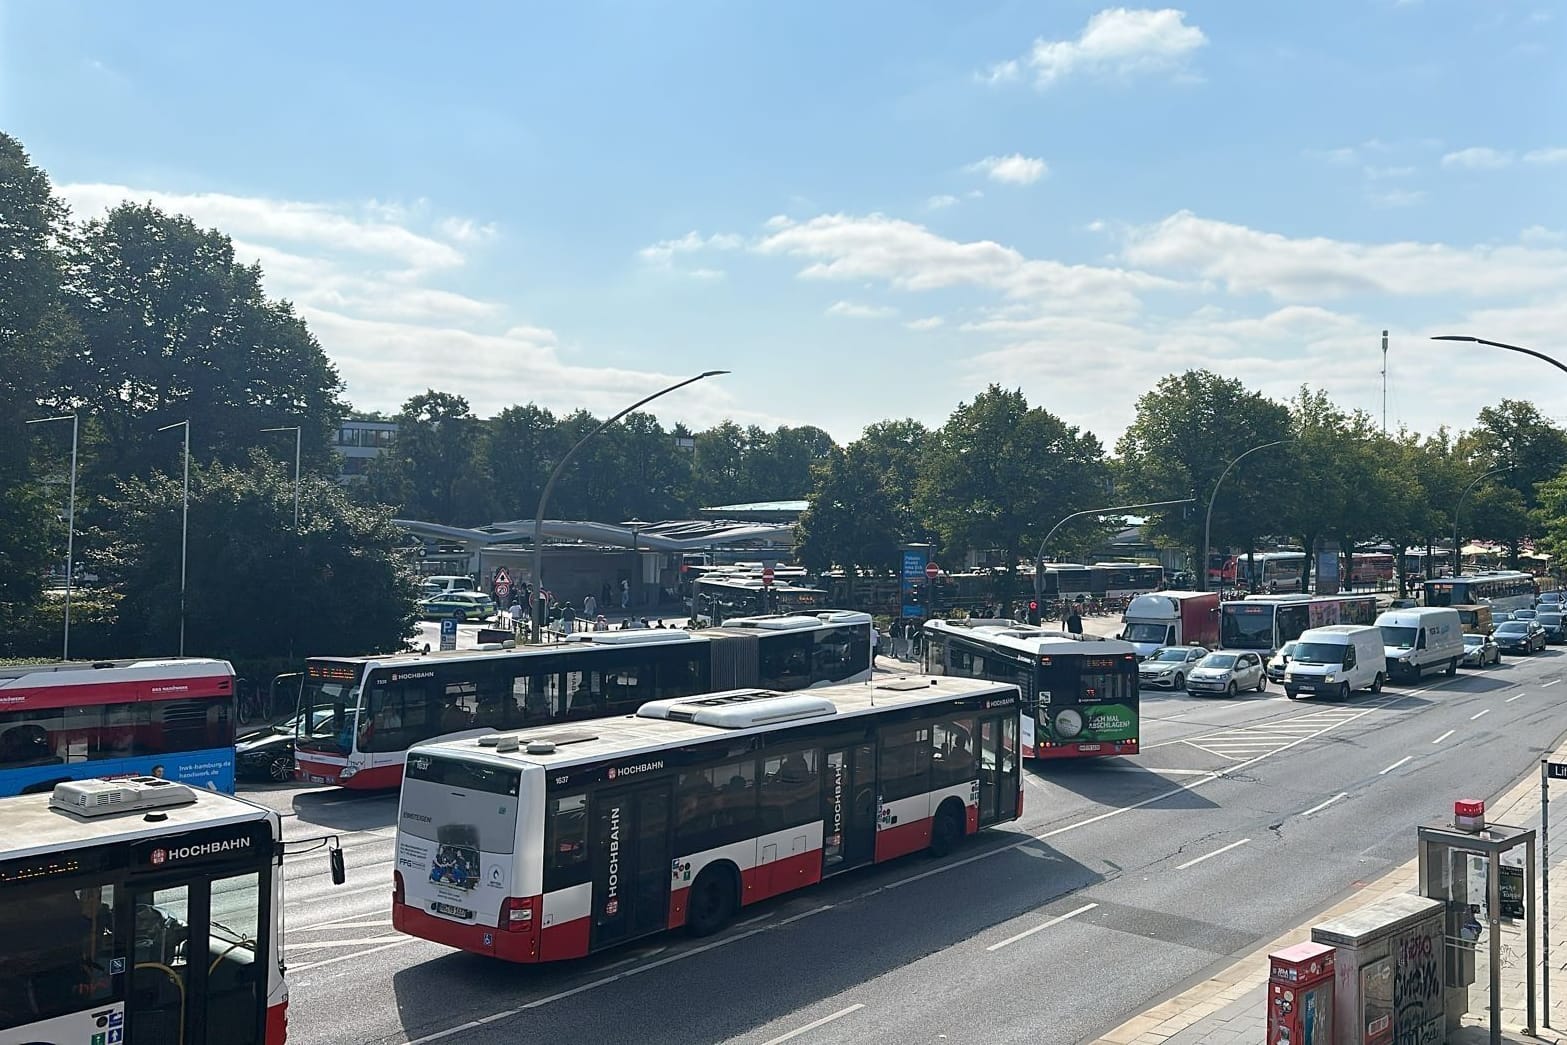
{"left": 1120, "top": 590, "right": 1220, "bottom": 658}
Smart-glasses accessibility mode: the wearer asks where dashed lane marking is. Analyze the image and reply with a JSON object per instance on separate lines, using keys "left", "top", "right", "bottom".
{"left": 986, "top": 902, "right": 1100, "bottom": 952}
{"left": 758, "top": 1004, "right": 867, "bottom": 1045}
{"left": 1380, "top": 756, "right": 1413, "bottom": 775}
{"left": 1433, "top": 730, "right": 1455, "bottom": 745}
{"left": 1301, "top": 792, "right": 1348, "bottom": 817}
{"left": 1175, "top": 838, "right": 1251, "bottom": 870}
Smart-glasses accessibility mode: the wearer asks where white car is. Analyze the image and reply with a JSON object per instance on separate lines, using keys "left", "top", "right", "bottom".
{"left": 1461, "top": 632, "right": 1501, "bottom": 667}
{"left": 1137, "top": 646, "right": 1209, "bottom": 690}
{"left": 1265, "top": 641, "right": 1298, "bottom": 683}
{"left": 1185, "top": 651, "right": 1267, "bottom": 697}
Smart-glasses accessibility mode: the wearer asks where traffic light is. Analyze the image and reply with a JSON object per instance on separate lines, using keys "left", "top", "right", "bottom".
{"left": 908, "top": 582, "right": 923, "bottom": 606}
{"left": 1027, "top": 599, "right": 1041, "bottom": 625}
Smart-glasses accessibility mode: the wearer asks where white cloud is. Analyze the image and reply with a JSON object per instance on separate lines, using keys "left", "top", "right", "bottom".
{"left": 1369, "top": 188, "right": 1426, "bottom": 208}
{"left": 638, "top": 230, "right": 745, "bottom": 267}
{"left": 1525, "top": 147, "right": 1567, "bottom": 165}
{"left": 905, "top": 316, "right": 944, "bottom": 331}
{"left": 1121, "top": 210, "right": 1567, "bottom": 301}
{"left": 438, "top": 216, "right": 498, "bottom": 243}
{"left": 987, "top": 8, "right": 1207, "bottom": 89}
{"left": 1522, "top": 225, "right": 1566, "bottom": 244}
{"left": 967, "top": 154, "right": 1049, "bottom": 185}
{"left": 925, "top": 194, "right": 961, "bottom": 209}
{"left": 1441, "top": 147, "right": 1515, "bottom": 170}
{"left": 826, "top": 300, "right": 897, "bottom": 319}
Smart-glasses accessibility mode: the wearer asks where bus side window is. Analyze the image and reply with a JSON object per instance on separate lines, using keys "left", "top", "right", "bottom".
{"left": 760, "top": 750, "right": 818, "bottom": 829}
{"left": 878, "top": 726, "right": 931, "bottom": 802}
{"left": 544, "top": 794, "right": 589, "bottom": 892}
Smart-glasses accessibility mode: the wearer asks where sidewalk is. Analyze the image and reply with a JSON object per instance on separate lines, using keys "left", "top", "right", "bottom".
{"left": 1089, "top": 740, "right": 1567, "bottom": 1045}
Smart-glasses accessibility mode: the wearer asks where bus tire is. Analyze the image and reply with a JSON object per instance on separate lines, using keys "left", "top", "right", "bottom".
{"left": 929, "top": 800, "right": 966, "bottom": 857}
{"left": 1446, "top": 657, "right": 1458, "bottom": 676}
{"left": 685, "top": 865, "right": 738, "bottom": 938}
{"left": 1371, "top": 672, "right": 1384, "bottom": 694}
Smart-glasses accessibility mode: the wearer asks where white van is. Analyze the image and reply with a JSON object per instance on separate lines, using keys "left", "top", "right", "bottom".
{"left": 420, "top": 574, "right": 474, "bottom": 597}
{"left": 1282, "top": 625, "right": 1386, "bottom": 700}
{"left": 1376, "top": 607, "right": 1465, "bottom": 681}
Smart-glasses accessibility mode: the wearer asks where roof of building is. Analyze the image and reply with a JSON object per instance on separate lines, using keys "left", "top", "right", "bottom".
{"left": 393, "top": 516, "right": 795, "bottom": 552}
{"left": 697, "top": 500, "right": 810, "bottom": 522}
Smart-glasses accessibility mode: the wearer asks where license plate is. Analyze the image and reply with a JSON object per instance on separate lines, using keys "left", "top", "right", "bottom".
{"left": 308, "top": 774, "right": 329, "bottom": 784}
{"left": 431, "top": 901, "right": 473, "bottom": 919}
{"left": 1295, "top": 684, "right": 1315, "bottom": 692}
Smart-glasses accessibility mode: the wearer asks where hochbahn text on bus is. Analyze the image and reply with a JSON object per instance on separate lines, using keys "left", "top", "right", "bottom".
{"left": 391, "top": 674, "right": 1022, "bottom": 961}
{"left": 295, "top": 612, "right": 873, "bottom": 789}
{"left": 0, "top": 658, "right": 238, "bottom": 796}
{"left": 919, "top": 619, "right": 1141, "bottom": 759}
{"left": 0, "top": 776, "right": 286, "bottom": 1044}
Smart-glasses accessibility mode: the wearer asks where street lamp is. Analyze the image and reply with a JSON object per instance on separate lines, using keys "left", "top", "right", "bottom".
{"left": 157, "top": 420, "right": 191, "bottom": 656}
{"left": 1432, "top": 335, "right": 1567, "bottom": 378}
{"left": 261, "top": 426, "right": 302, "bottom": 527}
{"left": 531, "top": 371, "right": 728, "bottom": 641}
{"left": 1453, "top": 468, "right": 1506, "bottom": 579}
{"left": 26, "top": 413, "right": 78, "bottom": 661}
{"left": 1202, "top": 440, "right": 1290, "bottom": 593}
{"left": 1034, "top": 498, "right": 1197, "bottom": 600}
{"left": 622, "top": 519, "right": 648, "bottom": 612}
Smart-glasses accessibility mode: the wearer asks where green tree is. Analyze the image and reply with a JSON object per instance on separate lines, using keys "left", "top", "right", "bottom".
{"left": 58, "top": 203, "right": 346, "bottom": 485}
{"left": 0, "top": 133, "right": 74, "bottom": 628}
{"left": 93, "top": 454, "right": 417, "bottom": 665}
{"left": 748, "top": 425, "right": 837, "bottom": 499}
{"left": 1115, "top": 370, "right": 1292, "bottom": 576}
{"left": 796, "top": 444, "right": 905, "bottom": 583}
{"left": 484, "top": 403, "right": 563, "bottom": 520}
{"left": 367, "top": 390, "right": 489, "bottom": 523}
{"left": 1458, "top": 400, "right": 1567, "bottom": 564}
{"left": 690, "top": 420, "right": 754, "bottom": 508}
{"left": 916, "top": 386, "right": 1105, "bottom": 598}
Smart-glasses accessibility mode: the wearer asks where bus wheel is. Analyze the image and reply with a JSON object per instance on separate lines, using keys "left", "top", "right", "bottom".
{"left": 1445, "top": 658, "right": 1458, "bottom": 676}
{"left": 686, "top": 867, "right": 738, "bottom": 937}
{"left": 929, "top": 801, "right": 965, "bottom": 857}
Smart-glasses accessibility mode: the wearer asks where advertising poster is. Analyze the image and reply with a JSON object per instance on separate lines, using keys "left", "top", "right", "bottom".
{"left": 900, "top": 550, "right": 926, "bottom": 619}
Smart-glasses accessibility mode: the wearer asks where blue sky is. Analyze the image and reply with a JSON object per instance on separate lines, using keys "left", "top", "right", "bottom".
{"left": 4, "top": 1, "right": 1564, "bottom": 443}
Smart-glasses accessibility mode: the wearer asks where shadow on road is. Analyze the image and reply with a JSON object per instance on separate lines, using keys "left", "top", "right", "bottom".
{"left": 1032, "top": 760, "right": 1220, "bottom": 811}
{"left": 385, "top": 838, "right": 1103, "bottom": 1045}
{"left": 290, "top": 787, "right": 399, "bottom": 830}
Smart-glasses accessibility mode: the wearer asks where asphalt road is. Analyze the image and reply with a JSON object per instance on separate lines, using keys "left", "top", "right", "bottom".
{"left": 250, "top": 647, "right": 1567, "bottom": 1045}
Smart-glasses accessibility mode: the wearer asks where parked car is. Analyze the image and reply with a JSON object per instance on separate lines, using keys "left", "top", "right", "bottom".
{"left": 1185, "top": 651, "right": 1267, "bottom": 697}
{"left": 418, "top": 590, "right": 497, "bottom": 621}
{"left": 1493, "top": 619, "right": 1546, "bottom": 654}
{"left": 1461, "top": 633, "right": 1502, "bottom": 667}
{"left": 236, "top": 710, "right": 333, "bottom": 782}
{"left": 1137, "top": 646, "right": 1209, "bottom": 690}
{"left": 1539, "top": 612, "right": 1567, "bottom": 644}
{"left": 1265, "top": 641, "right": 1298, "bottom": 683}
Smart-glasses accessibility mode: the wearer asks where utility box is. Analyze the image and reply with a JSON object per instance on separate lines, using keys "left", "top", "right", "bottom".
{"left": 1311, "top": 893, "right": 1444, "bottom": 1045}
{"left": 1268, "top": 941, "right": 1336, "bottom": 1045}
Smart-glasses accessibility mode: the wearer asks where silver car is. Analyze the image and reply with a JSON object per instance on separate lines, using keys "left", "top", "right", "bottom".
{"left": 1461, "top": 633, "right": 1501, "bottom": 667}
{"left": 1265, "top": 641, "right": 1298, "bottom": 683}
{"left": 1138, "top": 646, "right": 1209, "bottom": 690}
{"left": 1185, "top": 651, "right": 1267, "bottom": 697}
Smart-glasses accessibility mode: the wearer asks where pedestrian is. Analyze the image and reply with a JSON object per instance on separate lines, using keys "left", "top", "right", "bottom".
{"left": 507, "top": 598, "right": 523, "bottom": 629}
{"left": 561, "top": 601, "right": 577, "bottom": 635}
{"left": 870, "top": 626, "right": 880, "bottom": 668}
{"left": 602, "top": 582, "right": 613, "bottom": 609}
{"left": 620, "top": 578, "right": 630, "bottom": 610}
{"left": 1065, "top": 605, "right": 1084, "bottom": 635}
{"left": 594, "top": 614, "right": 609, "bottom": 632}
{"left": 584, "top": 592, "right": 598, "bottom": 620}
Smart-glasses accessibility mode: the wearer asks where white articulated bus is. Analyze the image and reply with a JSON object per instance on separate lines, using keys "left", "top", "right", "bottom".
{"left": 392, "top": 675, "right": 1023, "bottom": 961}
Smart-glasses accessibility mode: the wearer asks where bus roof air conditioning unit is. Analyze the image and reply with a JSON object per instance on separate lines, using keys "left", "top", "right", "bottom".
{"left": 50, "top": 777, "right": 198, "bottom": 818}
{"left": 637, "top": 691, "right": 837, "bottom": 728}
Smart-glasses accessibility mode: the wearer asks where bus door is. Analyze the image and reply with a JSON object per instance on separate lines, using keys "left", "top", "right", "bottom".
{"left": 589, "top": 783, "right": 671, "bottom": 950}
{"left": 821, "top": 743, "right": 876, "bottom": 875}
{"left": 977, "top": 715, "right": 1018, "bottom": 826}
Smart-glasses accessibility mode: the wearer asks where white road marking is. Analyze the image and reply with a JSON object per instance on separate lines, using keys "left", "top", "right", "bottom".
{"left": 1432, "top": 730, "right": 1455, "bottom": 745}
{"left": 1507, "top": 693, "right": 1526, "bottom": 703}
{"left": 1544, "top": 679, "right": 1561, "bottom": 688}
{"left": 986, "top": 902, "right": 1099, "bottom": 952}
{"left": 1301, "top": 793, "right": 1348, "bottom": 817}
{"left": 1380, "top": 756, "right": 1413, "bottom": 775}
{"left": 289, "top": 934, "right": 406, "bottom": 950}
{"left": 1471, "top": 708, "right": 1492, "bottom": 721}
{"left": 758, "top": 1004, "right": 867, "bottom": 1045}
{"left": 291, "top": 938, "right": 416, "bottom": 973}
{"left": 1175, "top": 838, "right": 1250, "bottom": 870}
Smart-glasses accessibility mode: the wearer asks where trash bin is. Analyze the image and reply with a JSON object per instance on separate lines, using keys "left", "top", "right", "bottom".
{"left": 1268, "top": 941, "right": 1336, "bottom": 1044}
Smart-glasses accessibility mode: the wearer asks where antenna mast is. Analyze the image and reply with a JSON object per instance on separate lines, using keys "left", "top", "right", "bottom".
{"left": 1380, "top": 330, "right": 1389, "bottom": 434}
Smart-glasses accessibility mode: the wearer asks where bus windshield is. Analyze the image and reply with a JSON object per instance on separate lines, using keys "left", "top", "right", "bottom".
{"left": 1380, "top": 626, "right": 1418, "bottom": 649}
{"left": 1220, "top": 606, "right": 1274, "bottom": 649}
{"left": 295, "top": 675, "right": 359, "bottom": 755}
{"left": 1290, "top": 642, "right": 1347, "bottom": 665}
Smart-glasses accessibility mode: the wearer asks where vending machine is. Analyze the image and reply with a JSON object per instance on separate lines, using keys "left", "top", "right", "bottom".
{"left": 1268, "top": 941, "right": 1336, "bottom": 1045}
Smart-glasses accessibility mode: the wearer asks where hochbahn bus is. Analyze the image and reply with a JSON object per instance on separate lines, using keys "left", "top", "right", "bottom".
{"left": 1423, "top": 571, "right": 1537, "bottom": 614}
{"left": 392, "top": 675, "right": 1022, "bottom": 961}
{"left": 1218, "top": 594, "right": 1379, "bottom": 654}
{"left": 0, "top": 777, "right": 286, "bottom": 1044}
{"left": 1037, "top": 563, "right": 1165, "bottom": 602}
{"left": 295, "top": 612, "right": 872, "bottom": 789}
{"left": 690, "top": 576, "right": 827, "bottom": 625}
{"left": 0, "top": 658, "right": 238, "bottom": 796}
{"left": 920, "top": 619, "right": 1141, "bottom": 759}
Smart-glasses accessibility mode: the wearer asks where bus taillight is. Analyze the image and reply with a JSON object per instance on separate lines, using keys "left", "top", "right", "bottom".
{"left": 500, "top": 896, "right": 536, "bottom": 931}
{"left": 393, "top": 870, "right": 405, "bottom": 907}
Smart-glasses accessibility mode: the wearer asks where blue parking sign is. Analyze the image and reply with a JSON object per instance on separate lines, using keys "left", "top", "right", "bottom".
{"left": 440, "top": 616, "right": 458, "bottom": 651}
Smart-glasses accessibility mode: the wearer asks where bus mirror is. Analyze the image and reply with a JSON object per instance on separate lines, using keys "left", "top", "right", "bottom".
{"left": 330, "top": 844, "right": 347, "bottom": 885}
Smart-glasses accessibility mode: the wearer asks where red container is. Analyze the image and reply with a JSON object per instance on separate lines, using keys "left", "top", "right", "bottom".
{"left": 1269, "top": 941, "right": 1336, "bottom": 1045}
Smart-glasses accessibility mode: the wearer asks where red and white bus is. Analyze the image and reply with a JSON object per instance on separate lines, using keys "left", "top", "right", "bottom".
{"left": 392, "top": 674, "right": 1022, "bottom": 961}
{"left": 296, "top": 612, "right": 873, "bottom": 789}
{"left": 0, "top": 776, "right": 287, "bottom": 1043}
{"left": 0, "top": 658, "right": 238, "bottom": 796}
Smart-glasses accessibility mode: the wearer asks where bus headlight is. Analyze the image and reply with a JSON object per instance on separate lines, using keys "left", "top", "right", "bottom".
{"left": 339, "top": 765, "right": 358, "bottom": 780}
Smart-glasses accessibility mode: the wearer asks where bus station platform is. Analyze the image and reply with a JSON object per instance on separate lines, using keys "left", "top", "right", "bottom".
{"left": 1087, "top": 735, "right": 1567, "bottom": 1045}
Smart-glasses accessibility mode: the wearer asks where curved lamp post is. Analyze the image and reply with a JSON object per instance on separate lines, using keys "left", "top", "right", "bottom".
{"left": 1453, "top": 467, "right": 1506, "bottom": 579}
{"left": 1033, "top": 498, "right": 1196, "bottom": 601}
{"left": 1202, "top": 440, "right": 1290, "bottom": 593}
{"left": 531, "top": 371, "right": 728, "bottom": 641}
{"left": 1432, "top": 335, "right": 1567, "bottom": 378}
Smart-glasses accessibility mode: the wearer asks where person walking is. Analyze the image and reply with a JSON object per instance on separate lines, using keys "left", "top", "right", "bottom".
{"left": 561, "top": 601, "right": 577, "bottom": 635}
{"left": 869, "top": 626, "right": 880, "bottom": 669}
{"left": 620, "top": 578, "right": 631, "bottom": 610}
{"left": 583, "top": 592, "right": 598, "bottom": 620}
{"left": 1065, "top": 605, "right": 1084, "bottom": 635}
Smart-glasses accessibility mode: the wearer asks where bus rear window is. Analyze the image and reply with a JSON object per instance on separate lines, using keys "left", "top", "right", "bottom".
{"left": 405, "top": 754, "right": 520, "bottom": 797}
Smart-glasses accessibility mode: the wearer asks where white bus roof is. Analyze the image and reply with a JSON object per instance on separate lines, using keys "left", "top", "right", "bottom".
{"left": 0, "top": 657, "right": 234, "bottom": 688}
{"left": 0, "top": 785, "right": 271, "bottom": 863}
{"left": 923, "top": 618, "right": 1137, "bottom": 658}
{"left": 410, "top": 675, "right": 1014, "bottom": 774}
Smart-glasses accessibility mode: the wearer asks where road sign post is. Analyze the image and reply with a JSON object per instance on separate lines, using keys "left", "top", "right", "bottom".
{"left": 440, "top": 616, "right": 458, "bottom": 652}
{"left": 1544, "top": 760, "right": 1567, "bottom": 1023}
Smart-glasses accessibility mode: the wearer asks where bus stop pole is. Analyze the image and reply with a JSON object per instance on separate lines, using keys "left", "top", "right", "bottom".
{"left": 1544, "top": 759, "right": 1551, "bottom": 1026}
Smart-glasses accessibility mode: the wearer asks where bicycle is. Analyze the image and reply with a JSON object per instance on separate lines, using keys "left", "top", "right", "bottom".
{"left": 237, "top": 679, "right": 263, "bottom": 724}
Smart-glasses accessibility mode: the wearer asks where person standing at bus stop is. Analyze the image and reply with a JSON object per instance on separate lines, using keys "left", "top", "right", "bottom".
{"left": 1065, "top": 605, "right": 1084, "bottom": 635}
